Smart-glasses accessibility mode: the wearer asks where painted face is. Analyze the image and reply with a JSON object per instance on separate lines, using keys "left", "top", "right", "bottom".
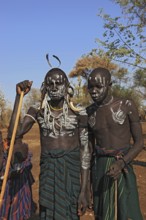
{"left": 45, "top": 70, "right": 68, "bottom": 100}
{"left": 88, "top": 72, "right": 109, "bottom": 104}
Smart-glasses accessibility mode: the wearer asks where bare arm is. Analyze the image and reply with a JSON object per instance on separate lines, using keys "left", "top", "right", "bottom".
{"left": 7, "top": 80, "right": 33, "bottom": 140}
{"left": 16, "top": 107, "right": 37, "bottom": 138}
{"left": 78, "top": 109, "right": 91, "bottom": 216}
{"left": 123, "top": 100, "right": 143, "bottom": 164}
{"left": 107, "top": 100, "right": 144, "bottom": 180}
{"left": 6, "top": 80, "right": 34, "bottom": 164}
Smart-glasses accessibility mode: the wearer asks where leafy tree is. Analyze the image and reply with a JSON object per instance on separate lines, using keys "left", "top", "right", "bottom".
{"left": 69, "top": 52, "right": 130, "bottom": 106}
{"left": 134, "top": 69, "right": 146, "bottom": 87}
{"left": 69, "top": 52, "right": 118, "bottom": 79}
{"left": 95, "top": 0, "right": 146, "bottom": 105}
{"left": 0, "top": 89, "right": 12, "bottom": 128}
{"left": 0, "top": 90, "right": 5, "bottom": 120}
{"left": 112, "top": 84, "right": 142, "bottom": 108}
{"left": 1, "top": 106, "right": 12, "bottom": 128}
{"left": 70, "top": 1, "right": 146, "bottom": 108}
{"left": 69, "top": 51, "right": 132, "bottom": 89}
{"left": 22, "top": 88, "right": 41, "bottom": 115}
{"left": 114, "top": 0, "right": 146, "bottom": 27}
{"left": 71, "top": 76, "right": 92, "bottom": 107}
{"left": 69, "top": 52, "right": 119, "bottom": 106}
{"left": 69, "top": 52, "right": 144, "bottom": 109}
{"left": 96, "top": 1, "right": 146, "bottom": 70}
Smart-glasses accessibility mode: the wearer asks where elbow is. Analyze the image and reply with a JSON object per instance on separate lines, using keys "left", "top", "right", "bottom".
{"left": 137, "top": 138, "right": 144, "bottom": 152}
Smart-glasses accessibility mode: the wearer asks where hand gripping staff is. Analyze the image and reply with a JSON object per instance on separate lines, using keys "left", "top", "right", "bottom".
{"left": 0, "top": 91, "right": 24, "bottom": 208}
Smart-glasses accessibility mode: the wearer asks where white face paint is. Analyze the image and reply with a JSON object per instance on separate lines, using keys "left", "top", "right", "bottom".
{"left": 46, "top": 72, "right": 67, "bottom": 100}
{"left": 88, "top": 73, "right": 108, "bottom": 104}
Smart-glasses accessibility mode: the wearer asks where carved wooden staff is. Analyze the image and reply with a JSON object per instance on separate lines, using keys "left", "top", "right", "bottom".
{"left": 0, "top": 91, "right": 24, "bottom": 208}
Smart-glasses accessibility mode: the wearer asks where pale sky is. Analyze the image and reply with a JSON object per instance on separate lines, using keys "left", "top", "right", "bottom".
{"left": 0, "top": 0, "right": 121, "bottom": 104}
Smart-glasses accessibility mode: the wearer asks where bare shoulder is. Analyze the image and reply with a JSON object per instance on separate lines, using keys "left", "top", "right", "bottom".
{"left": 111, "top": 97, "right": 139, "bottom": 122}
{"left": 112, "top": 97, "right": 137, "bottom": 109}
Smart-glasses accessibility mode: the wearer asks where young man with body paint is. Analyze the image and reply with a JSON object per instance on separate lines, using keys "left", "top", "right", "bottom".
{"left": 11, "top": 68, "right": 91, "bottom": 220}
{"left": 87, "top": 67, "right": 143, "bottom": 220}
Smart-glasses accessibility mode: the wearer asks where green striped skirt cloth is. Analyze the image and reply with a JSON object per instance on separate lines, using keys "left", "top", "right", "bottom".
{"left": 39, "top": 147, "right": 81, "bottom": 220}
{"left": 92, "top": 156, "right": 143, "bottom": 220}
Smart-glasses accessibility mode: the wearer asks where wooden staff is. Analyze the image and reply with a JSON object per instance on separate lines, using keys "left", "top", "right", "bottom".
{"left": 115, "top": 179, "right": 118, "bottom": 220}
{"left": 0, "top": 91, "right": 24, "bottom": 208}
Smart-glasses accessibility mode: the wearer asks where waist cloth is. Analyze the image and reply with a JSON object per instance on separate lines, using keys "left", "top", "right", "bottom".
{"left": 0, "top": 152, "right": 35, "bottom": 220}
{"left": 39, "top": 147, "right": 80, "bottom": 220}
{"left": 92, "top": 146, "right": 143, "bottom": 220}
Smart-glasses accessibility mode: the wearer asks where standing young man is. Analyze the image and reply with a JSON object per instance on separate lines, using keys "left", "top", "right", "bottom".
{"left": 87, "top": 67, "right": 143, "bottom": 220}
{"left": 11, "top": 68, "right": 91, "bottom": 220}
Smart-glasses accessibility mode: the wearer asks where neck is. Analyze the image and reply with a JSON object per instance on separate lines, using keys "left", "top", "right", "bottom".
{"left": 49, "top": 99, "right": 64, "bottom": 110}
{"left": 96, "top": 95, "right": 113, "bottom": 107}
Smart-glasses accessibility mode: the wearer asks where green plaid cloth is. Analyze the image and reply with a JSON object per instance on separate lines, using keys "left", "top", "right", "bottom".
{"left": 39, "top": 147, "right": 80, "bottom": 220}
{"left": 92, "top": 156, "right": 143, "bottom": 220}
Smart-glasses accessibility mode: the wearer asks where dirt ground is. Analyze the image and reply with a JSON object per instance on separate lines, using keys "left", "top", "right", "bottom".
{"left": 2, "top": 122, "right": 146, "bottom": 219}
